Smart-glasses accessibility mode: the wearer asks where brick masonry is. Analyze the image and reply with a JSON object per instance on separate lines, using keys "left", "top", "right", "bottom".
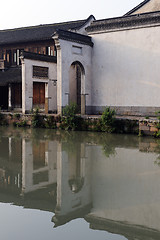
{"left": 139, "top": 120, "right": 159, "bottom": 135}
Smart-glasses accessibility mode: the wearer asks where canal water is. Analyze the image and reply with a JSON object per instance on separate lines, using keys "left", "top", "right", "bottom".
{"left": 0, "top": 126, "right": 160, "bottom": 240}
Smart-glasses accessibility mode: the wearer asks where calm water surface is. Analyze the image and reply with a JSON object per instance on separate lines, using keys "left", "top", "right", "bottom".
{"left": 0, "top": 126, "right": 160, "bottom": 240}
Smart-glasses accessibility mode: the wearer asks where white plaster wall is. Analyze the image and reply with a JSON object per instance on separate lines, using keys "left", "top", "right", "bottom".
{"left": 22, "top": 58, "right": 57, "bottom": 113}
{"left": 131, "top": 0, "right": 160, "bottom": 15}
{"left": 90, "top": 26, "right": 160, "bottom": 108}
{"left": 56, "top": 39, "right": 92, "bottom": 114}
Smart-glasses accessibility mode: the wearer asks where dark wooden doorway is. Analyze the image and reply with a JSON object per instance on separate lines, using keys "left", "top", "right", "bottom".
{"left": 0, "top": 86, "right": 8, "bottom": 109}
{"left": 11, "top": 83, "right": 22, "bottom": 108}
{"left": 33, "top": 82, "right": 45, "bottom": 109}
{"left": 69, "top": 62, "right": 84, "bottom": 113}
{"left": 76, "top": 65, "right": 81, "bottom": 113}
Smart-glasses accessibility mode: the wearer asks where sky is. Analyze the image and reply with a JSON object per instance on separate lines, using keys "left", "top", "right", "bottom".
{"left": 0, "top": 0, "right": 143, "bottom": 30}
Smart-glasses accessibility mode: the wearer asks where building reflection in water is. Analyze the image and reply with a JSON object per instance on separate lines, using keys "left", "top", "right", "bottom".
{"left": 53, "top": 138, "right": 92, "bottom": 227}
{"left": 0, "top": 128, "right": 160, "bottom": 239}
{"left": 22, "top": 138, "right": 57, "bottom": 194}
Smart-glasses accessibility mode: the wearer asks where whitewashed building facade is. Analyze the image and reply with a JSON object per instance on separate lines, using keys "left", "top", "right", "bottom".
{"left": 1, "top": 0, "right": 160, "bottom": 116}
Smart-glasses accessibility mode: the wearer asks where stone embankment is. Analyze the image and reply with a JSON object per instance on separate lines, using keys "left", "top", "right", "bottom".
{"left": 0, "top": 112, "right": 159, "bottom": 137}
{"left": 116, "top": 115, "right": 159, "bottom": 136}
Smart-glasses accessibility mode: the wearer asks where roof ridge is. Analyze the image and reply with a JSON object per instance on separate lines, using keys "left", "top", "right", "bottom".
{"left": 70, "top": 14, "right": 95, "bottom": 29}
{"left": 86, "top": 10, "right": 160, "bottom": 34}
{"left": 0, "top": 17, "right": 89, "bottom": 33}
{"left": 90, "top": 8, "right": 160, "bottom": 24}
{"left": 124, "top": 0, "right": 151, "bottom": 16}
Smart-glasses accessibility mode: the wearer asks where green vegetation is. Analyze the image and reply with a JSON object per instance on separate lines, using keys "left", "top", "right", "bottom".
{"left": 154, "top": 111, "right": 160, "bottom": 137}
{"left": 154, "top": 128, "right": 160, "bottom": 138}
{"left": 61, "top": 103, "right": 83, "bottom": 131}
{"left": 14, "top": 113, "right": 21, "bottom": 120}
{"left": 43, "top": 115, "right": 56, "bottom": 129}
{"left": 100, "top": 107, "right": 116, "bottom": 133}
{"left": 13, "top": 120, "right": 27, "bottom": 127}
{"left": 155, "top": 111, "right": 160, "bottom": 120}
{"left": 31, "top": 108, "right": 43, "bottom": 128}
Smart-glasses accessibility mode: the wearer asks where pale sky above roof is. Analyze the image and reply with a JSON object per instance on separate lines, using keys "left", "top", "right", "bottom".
{"left": 0, "top": 0, "right": 142, "bottom": 30}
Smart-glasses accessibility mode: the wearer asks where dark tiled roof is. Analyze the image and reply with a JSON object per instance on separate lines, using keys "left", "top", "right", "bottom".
{"left": 53, "top": 29, "right": 93, "bottom": 47}
{"left": 86, "top": 11, "right": 160, "bottom": 33}
{"left": 0, "top": 67, "right": 21, "bottom": 86}
{"left": 0, "top": 15, "right": 94, "bottom": 45}
{"left": 21, "top": 51, "right": 57, "bottom": 63}
{"left": 52, "top": 203, "right": 92, "bottom": 227}
{"left": 124, "top": 0, "right": 151, "bottom": 16}
{"left": 85, "top": 215, "right": 160, "bottom": 240}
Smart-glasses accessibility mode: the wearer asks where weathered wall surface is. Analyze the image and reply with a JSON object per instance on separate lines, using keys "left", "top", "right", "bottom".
{"left": 131, "top": 0, "right": 160, "bottom": 15}
{"left": 90, "top": 25, "right": 160, "bottom": 115}
{"left": 22, "top": 58, "right": 57, "bottom": 113}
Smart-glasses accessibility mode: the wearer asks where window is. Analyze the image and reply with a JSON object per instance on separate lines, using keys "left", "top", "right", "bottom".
{"left": 17, "top": 49, "right": 24, "bottom": 65}
{"left": 72, "top": 45, "right": 82, "bottom": 55}
{"left": 13, "top": 50, "right": 17, "bottom": 64}
{"left": 51, "top": 49, "right": 53, "bottom": 56}
{"left": 37, "top": 47, "right": 41, "bottom": 54}
{"left": 54, "top": 46, "right": 57, "bottom": 56}
{"left": 6, "top": 50, "right": 12, "bottom": 64}
{"left": 46, "top": 46, "right": 51, "bottom": 55}
{"left": 3, "top": 53, "right": 6, "bottom": 61}
{"left": 33, "top": 65, "right": 49, "bottom": 78}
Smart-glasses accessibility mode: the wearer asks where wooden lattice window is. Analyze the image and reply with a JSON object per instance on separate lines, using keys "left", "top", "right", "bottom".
{"left": 33, "top": 65, "right": 49, "bottom": 78}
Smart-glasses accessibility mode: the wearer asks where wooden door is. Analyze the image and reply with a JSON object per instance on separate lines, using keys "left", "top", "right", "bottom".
{"left": 11, "top": 83, "right": 22, "bottom": 108}
{"left": 33, "top": 82, "right": 45, "bottom": 109}
{"left": 76, "top": 65, "right": 81, "bottom": 113}
{"left": 0, "top": 86, "right": 8, "bottom": 109}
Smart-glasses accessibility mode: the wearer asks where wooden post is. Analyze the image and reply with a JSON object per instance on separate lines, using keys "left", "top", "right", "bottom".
{"left": 45, "top": 98, "right": 49, "bottom": 114}
{"left": 45, "top": 83, "right": 49, "bottom": 114}
{"left": 81, "top": 94, "right": 86, "bottom": 115}
{"left": 8, "top": 84, "right": 12, "bottom": 110}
